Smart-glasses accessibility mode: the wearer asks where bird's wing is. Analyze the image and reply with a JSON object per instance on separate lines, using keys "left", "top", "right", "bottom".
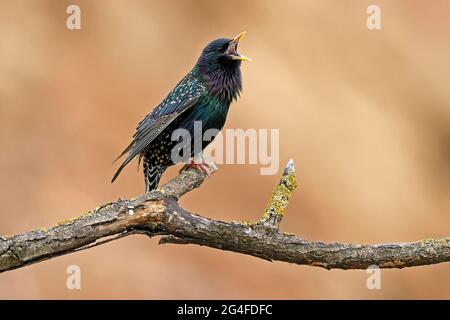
{"left": 111, "top": 88, "right": 204, "bottom": 183}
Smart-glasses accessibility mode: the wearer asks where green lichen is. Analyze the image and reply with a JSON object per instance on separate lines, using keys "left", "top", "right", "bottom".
{"left": 45, "top": 203, "right": 115, "bottom": 231}
{"left": 55, "top": 215, "right": 84, "bottom": 227}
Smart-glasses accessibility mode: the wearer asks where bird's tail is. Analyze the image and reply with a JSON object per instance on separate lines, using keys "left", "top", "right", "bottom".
{"left": 144, "top": 163, "right": 166, "bottom": 193}
{"left": 111, "top": 142, "right": 135, "bottom": 183}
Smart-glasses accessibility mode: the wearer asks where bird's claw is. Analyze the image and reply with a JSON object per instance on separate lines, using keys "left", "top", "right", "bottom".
{"left": 180, "top": 161, "right": 212, "bottom": 177}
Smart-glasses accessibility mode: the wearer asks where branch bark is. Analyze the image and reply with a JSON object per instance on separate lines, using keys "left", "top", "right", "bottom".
{"left": 1, "top": 160, "right": 449, "bottom": 273}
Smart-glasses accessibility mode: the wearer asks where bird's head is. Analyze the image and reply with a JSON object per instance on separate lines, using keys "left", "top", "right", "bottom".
{"left": 197, "top": 32, "right": 250, "bottom": 101}
{"left": 198, "top": 32, "right": 251, "bottom": 67}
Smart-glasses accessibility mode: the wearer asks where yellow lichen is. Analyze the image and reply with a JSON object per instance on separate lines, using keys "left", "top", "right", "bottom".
{"left": 51, "top": 203, "right": 115, "bottom": 229}
{"left": 261, "top": 170, "right": 297, "bottom": 223}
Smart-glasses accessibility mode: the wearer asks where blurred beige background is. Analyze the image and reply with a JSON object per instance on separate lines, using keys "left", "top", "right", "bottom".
{"left": 0, "top": 0, "right": 449, "bottom": 299}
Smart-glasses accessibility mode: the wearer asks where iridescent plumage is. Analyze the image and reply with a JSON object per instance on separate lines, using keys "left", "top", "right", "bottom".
{"left": 112, "top": 34, "right": 248, "bottom": 192}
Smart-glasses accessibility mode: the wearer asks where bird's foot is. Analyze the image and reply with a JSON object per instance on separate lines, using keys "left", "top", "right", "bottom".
{"left": 180, "top": 160, "right": 212, "bottom": 176}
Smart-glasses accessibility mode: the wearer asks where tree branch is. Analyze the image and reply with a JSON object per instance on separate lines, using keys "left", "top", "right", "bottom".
{"left": 1, "top": 160, "right": 449, "bottom": 273}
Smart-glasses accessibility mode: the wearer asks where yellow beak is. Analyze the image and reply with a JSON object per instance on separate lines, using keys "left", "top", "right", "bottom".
{"left": 229, "top": 31, "right": 251, "bottom": 62}
{"left": 232, "top": 31, "right": 247, "bottom": 43}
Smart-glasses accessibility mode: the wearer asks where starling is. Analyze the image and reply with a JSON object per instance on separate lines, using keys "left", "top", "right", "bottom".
{"left": 112, "top": 32, "right": 250, "bottom": 192}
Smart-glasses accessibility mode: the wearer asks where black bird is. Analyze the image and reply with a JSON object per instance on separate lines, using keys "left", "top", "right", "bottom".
{"left": 112, "top": 32, "right": 250, "bottom": 192}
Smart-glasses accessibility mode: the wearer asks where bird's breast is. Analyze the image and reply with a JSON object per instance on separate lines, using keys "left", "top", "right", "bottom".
{"left": 179, "top": 96, "right": 230, "bottom": 133}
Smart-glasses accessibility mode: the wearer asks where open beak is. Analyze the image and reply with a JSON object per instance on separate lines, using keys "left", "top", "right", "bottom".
{"left": 228, "top": 31, "right": 251, "bottom": 62}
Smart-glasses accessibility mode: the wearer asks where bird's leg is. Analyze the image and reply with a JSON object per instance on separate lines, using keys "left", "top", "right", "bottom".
{"left": 179, "top": 157, "right": 213, "bottom": 176}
